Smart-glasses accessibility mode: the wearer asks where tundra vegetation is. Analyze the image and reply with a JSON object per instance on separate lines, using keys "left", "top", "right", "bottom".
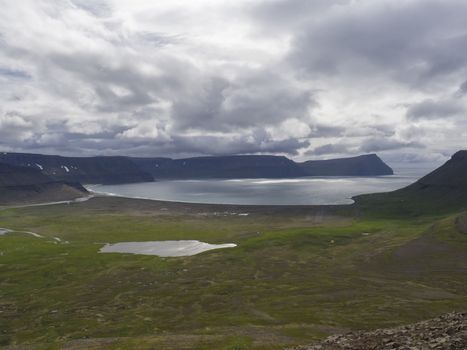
{"left": 0, "top": 193, "right": 466, "bottom": 349}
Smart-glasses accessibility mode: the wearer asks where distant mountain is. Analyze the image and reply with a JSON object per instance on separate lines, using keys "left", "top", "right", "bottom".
{"left": 131, "top": 154, "right": 393, "bottom": 179}
{"left": 354, "top": 150, "right": 467, "bottom": 215}
{"left": 0, "top": 162, "right": 87, "bottom": 205}
{"left": 131, "top": 155, "right": 306, "bottom": 179}
{"left": 0, "top": 152, "right": 394, "bottom": 183}
{"left": 298, "top": 154, "right": 394, "bottom": 176}
{"left": 0, "top": 153, "right": 153, "bottom": 185}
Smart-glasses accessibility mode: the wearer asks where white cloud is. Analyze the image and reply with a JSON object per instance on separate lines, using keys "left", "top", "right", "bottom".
{"left": 0, "top": 0, "right": 465, "bottom": 162}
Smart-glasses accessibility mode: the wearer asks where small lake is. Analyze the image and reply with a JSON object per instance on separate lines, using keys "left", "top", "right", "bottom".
{"left": 100, "top": 240, "right": 237, "bottom": 257}
{"left": 88, "top": 167, "right": 430, "bottom": 205}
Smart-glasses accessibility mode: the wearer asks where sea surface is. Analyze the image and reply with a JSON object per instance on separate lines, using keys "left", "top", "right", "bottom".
{"left": 89, "top": 166, "right": 435, "bottom": 206}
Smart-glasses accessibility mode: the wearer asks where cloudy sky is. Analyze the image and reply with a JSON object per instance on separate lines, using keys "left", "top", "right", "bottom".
{"left": 0, "top": 0, "right": 466, "bottom": 164}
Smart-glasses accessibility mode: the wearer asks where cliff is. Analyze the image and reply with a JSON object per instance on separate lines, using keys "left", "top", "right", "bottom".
{"left": 0, "top": 153, "right": 153, "bottom": 185}
{"left": 298, "top": 154, "right": 394, "bottom": 176}
{"left": 131, "top": 154, "right": 393, "bottom": 179}
{"left": 131, "top": 155, "right": 306, "bottom": 179}
{"left": 0, "top": 162, "right": 87, "bottom": 205}
{"left": 354, "top": 150, "right": 467, "bottom": 215}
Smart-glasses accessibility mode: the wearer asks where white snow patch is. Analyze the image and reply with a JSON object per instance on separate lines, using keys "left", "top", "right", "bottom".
{"left": 61, "top": 165, "right": 70, "bottom": 172}
{"left": 35, "top": 163, "right": 43, "bottom": 170}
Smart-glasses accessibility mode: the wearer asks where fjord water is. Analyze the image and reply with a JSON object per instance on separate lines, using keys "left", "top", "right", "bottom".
{"left": 89, "top": 168, "right": 429, "bottom": 205}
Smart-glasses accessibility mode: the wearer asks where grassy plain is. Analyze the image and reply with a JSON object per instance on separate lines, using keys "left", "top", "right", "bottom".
{"left": 0, "top": 196, "right": 466, "bottom": 349}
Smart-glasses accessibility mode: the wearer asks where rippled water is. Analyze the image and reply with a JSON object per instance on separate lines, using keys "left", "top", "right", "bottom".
{"left": 89, "top": 168, "right": 430, "bottom": 205}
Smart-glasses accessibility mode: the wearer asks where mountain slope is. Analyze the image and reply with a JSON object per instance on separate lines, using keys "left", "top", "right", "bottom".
{"left": 131, "top": 155, "right": 306, "bottom": 179}
{"left": 132, "top": 154, "right": 393, "bottom": 179}
{"left": 0, "top": 152, "right": 394, "bottom": 182}
{"left": 0, "top": 153, "right": 153, "bottom": 184}
{"left": 414, "top": 150, "right": 467, "bottom": 189}
{"left": 298, "top": 154, "right": 394, "bottom": 176}
{"left": 0, "top": 163, "right": 87, "bottom": 205}
{"left": 354, "top": 150, "right": 467, "bottom": 215}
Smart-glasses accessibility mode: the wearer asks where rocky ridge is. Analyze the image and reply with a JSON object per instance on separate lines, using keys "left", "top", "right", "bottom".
{"left": 288, "top": 312, "right": 466, "bottom": 350}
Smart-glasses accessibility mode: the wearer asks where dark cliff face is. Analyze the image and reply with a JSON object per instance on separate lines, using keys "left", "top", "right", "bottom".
{"left": 0, "top": 152, "right": 394, "bottom": 183}
{"left": 131, "top": 154, "right": 393, "bottom": 179}
{"left": 0, "top": 153, "right": 153, "bottom": 185}
{"left": 0, "top": 162, "right": 87, "bottom": 204}
{"left": 414, "top": 150, "right": 467, "bottom": 189}
{"left": 131, "top": 155, "right": 306, "bottom": 179}
{"left": 353, "top": 150, "right": 467, "bottom": 215}
{"left": 298, "top": 154, "right": 394, "bottom": 176}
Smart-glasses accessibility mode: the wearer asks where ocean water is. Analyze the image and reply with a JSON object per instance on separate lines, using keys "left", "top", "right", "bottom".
{"left": 89, "top": 167, "right": 433, "bottom": 205}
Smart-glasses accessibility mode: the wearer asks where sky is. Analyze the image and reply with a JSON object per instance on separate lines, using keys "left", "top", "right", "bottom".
{"left": 0, "top": 0, "right": 466, "bottom": 165}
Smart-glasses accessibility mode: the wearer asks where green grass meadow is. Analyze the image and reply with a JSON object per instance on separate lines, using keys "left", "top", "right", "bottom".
{"left": 0, "top": 197, "right": 466, "bottom": 349}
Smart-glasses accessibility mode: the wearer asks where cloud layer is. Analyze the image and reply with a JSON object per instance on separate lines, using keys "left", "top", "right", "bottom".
{"left": 0, "top": 0, "right": 466, "bottom": 163}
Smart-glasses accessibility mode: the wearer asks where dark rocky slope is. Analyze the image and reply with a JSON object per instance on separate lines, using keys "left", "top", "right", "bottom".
{"left": 0, "top": 152, "right": 393, "bottom": 183}
{"left": 299, "top": 154, "right": 393, "bottom": 176}
{"left": 288, "top": 311, "right": 466, "bottom": 350}
{"left": 0, "top": 153, "right": 153, "bottom": 184}
{"left": 131, "top": 154, "right": 393, "bottom": 179}
{"left": 0, "top": 163, "right": 87, "bottom": 205}
{"left": 413, "top": 150, "right": 467, "bottom": 189}
{"left": 354, "top": 150, "right": 467, "bottom": 215}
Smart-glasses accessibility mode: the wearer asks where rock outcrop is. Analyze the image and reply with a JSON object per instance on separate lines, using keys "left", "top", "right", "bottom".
{"left": 288, "top": 312, "right": 466, "bottom": 350}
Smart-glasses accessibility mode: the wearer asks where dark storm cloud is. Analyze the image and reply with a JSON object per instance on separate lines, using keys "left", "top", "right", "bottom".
{"left": 1, "top": 0, "right": 467, "bottom": 160}
{"left": 457, "top": 80, "right": 467, "bottom": 96}
{"left": 289, "top": 0, "right": 467, "bottom": 85}
{"left": 311, "top": 143, "right": 350, "bottom": 156}
{"left": 170, "top": 130, "right": 310, "bottom": 156}
{"left": 406, "top": 99, "right": 466, "bottom": 120}
{"left": 0, "top": 67, "right": 31, "bottom": 79}
{"left": 358, "top": 138, "right": 424, "bottom": 153}
{"left": 171, "top": 71, "right": 314, "bottom": 131}
{"left": 250, "top": 0, "right": 349, "bottom": 28}
{"left": 309, "top": 124, "right": 345, "bottom": 138}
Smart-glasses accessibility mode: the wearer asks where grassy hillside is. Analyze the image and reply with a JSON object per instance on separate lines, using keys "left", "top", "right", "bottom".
{"left": 0, "top": 197, "right": 465, "bottom": 349}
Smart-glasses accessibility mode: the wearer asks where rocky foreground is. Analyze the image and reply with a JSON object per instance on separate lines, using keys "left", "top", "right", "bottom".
{"left": 289, "top": 312, "right": 466, "bottom": 350}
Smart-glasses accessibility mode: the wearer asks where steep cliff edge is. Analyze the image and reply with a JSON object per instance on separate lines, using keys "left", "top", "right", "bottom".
{"left": 0, "top": 163, "right": 87, "bottom": 205}
{"left": 131, "top": 154, "right": 393, "bottom": 179}
{"left": 0, "top": 153, "right": 153, "bottom": 184}
{"left": 298, "top": 154, "right": 394, "bottom": 176}
{"left": 354, "top": 150, "right": 467, "bottom": 215}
